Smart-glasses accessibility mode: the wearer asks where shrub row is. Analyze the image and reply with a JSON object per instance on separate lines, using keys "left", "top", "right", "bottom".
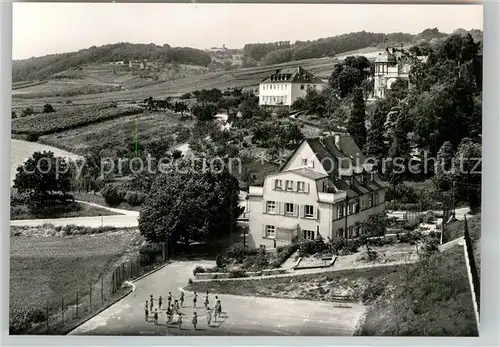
{"left": 101, "top": 183, "right": 148, "bottom": 207}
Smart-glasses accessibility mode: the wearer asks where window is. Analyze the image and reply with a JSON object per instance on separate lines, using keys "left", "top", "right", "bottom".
{"left": 305, "top": 205, "right": 314, "bottom": 218}
{"left": 368, "top": 194, "right": 373, "bottom": 208}
{"left": 348, "top": 203, "right": 353, "bottom": 215}
{"left": 285, "top": 180, "right": 293, "bottom": 191}
{"left": 303, "top": 230, "right": 315, "bottom": 240}
{"left": 338, "top": 228, "right": 344, "bottom": 238}
{"left": 301, "top": 158, "right": 308, "bottom": 166}
{"left": 337, "top": 204, "right": 344, "bottom": 219}
{"left": 370, "top": 173, "right": 374, "bottom": 182}
{"left": 361, "top": 199, "right": 365, "bottom": 210}
{"left": 266, "top": 225, "right": 275, "bottom": 238}
{"left": 360, "top": 174, "right": 365, "bottom": 184}
{"left": 274, "top": 179, "right": 283, "bottom": 190}
{"left": 267, "top": 201, "right": 276, "bottom": 214}
{"left": 297, "top": 181, "right": 305, "bottom": 192}
{"left": 300, "top": 84, "right": 304, "bottom": 90}
{"left": 374, "top": 192, "right": 379, "bottom": 205}
{"left": 285, "top": 203, "right": 294, "bottom": 215}
{"left": 348, "top": 226, "right": 354, "bottom": 238}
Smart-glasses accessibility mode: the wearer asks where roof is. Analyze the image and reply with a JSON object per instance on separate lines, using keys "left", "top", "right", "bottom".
{"left": 261, "top": 66, "right": 326, "bottom": 85}
{"left": 375, "top": 49, "right": 397, "bottom": 64}
{"left": 279, "top": 132, "right": 388, "bottom": 200}
{"left": 287, "top": 167, "right": 329, "bottom": 180}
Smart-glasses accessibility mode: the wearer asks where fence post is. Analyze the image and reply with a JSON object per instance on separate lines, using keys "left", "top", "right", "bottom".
{"left": 61, "top": 298, "right": 64, "bottom": 324}
{"left": 90, "top": 283, "right": 92, "bottom": 310}
{"left": 130, "top": 262, "right": 133, "bottom": 279}
{"left": 101, "top": 277, "right": 104, "bottom": 302}
{"left": 76, "top": 290, "right": 79, "bottom": 318}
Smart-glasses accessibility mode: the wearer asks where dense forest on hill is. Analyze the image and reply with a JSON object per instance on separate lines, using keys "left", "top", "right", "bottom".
{"left": 12, "top": 28, "right": 482, "bottom": 82}
{"left": 12, "top": 43, "right": 212, "bottom": 82}
{"left": 243, "top": 28, "right": 482, "bottom": 66}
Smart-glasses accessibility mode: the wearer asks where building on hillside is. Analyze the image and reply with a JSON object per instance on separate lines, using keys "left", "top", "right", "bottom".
{"left": 247, "top": 133, "right": 389, "bottom": 249}
{"left": 373, "top": 43, "right": 428, "bottom": 98}
{"left": 129, "top": 59, "right": 146, "bottom": 69}
{"left": 258, "top": 66, "right": 328, "bottom": 107}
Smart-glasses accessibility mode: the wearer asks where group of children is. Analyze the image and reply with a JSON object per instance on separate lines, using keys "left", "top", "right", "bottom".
{"left": 144, "top": 290, "right": 224, "bottom": 331}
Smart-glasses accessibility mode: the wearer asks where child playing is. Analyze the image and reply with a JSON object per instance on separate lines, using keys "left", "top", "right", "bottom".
{"left": 180, "top": 291, "right": 185, "bottom": 307}
{"left": 149, "top": 295, "right": 154, "bottom": 311}
{"left": 177, "top": 312, "right": 183, "bottom": 330}
{"left": 192, "top": 312, "right": 198, "bottom": 330}
{"left": 193, "top": 292, "right": 198, "bottom": 308}
{"left": 144, "top": 301, "right": 149, "bottom": 321}
{"left": 206, "top": 309, "right": 212, "bottom": 327}
{"left": 158, "top": 295, "right": 163, "bottom": 310}
{"left": 204, "top": 291, "right": 209, "bottom": 309}
{"left": 153, "top": 309, "right": 159, "bottom": 325}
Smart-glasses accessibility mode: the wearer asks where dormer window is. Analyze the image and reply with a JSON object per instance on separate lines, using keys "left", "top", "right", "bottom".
{"left": 285, "top": 180, "right": 293, "bottom": 191}
{"left": 302, "top": 158, "right": 308, "bottom": 166}
{"left": 274, "top": 179, "right": 283, "bottom": 190}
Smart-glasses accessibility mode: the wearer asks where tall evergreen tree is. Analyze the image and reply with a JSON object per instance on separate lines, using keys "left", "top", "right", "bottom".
{"left": 365, "top": 102, "right": 388, "bottom": 166}
{"left": 347, "top": 88, "right": 367, "bottom": 149}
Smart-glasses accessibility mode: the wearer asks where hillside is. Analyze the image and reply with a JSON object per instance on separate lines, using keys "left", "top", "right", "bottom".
{"left": 12, "top": 42, "right": 212, "bottom": 82}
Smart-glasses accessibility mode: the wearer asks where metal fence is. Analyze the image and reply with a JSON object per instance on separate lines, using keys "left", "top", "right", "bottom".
{"left": 16, "top": 243, "right": 168, "bottom": 335}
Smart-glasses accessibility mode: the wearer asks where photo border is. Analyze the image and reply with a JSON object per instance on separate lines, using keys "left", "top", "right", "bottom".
{"left": 1, "top": 1, "right": 498, "bottom": 346}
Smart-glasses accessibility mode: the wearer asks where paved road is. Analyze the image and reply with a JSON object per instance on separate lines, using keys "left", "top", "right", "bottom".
{"left": 10, "top": 201, "right": 139, "bottom": 228}
{"left": 70, "top": 261, "right": 365, "bottom": 336}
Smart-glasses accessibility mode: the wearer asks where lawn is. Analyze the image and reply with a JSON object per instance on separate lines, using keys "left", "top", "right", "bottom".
{"left": 39, "top": 111, "right": 194, "bottom": 155}
{"left": 10, "top": 201, "right": 120, "bottom": 220}
{"left": 187, "top": 246, "right": 478, "bottom": 336}
{"left": 9, "top": 229, "right": 142, "bottom": 333}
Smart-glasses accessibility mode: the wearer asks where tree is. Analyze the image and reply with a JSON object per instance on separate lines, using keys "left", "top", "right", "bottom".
{"left": 365, "top": 100, "right": 388, "bottom": 165}
{"left": 347, "top": 88, "right": 367, "bottom": 149}
{"left": 191, "top": 102, "right": 217, "bottom": 122}
{"left": 173, "top": 101, "right": 189, "bottom": 116}
{"left": 11, "top": 110, "right": 16, "bottom": 118}
{"left": 387, "top": 78, "right": 408, "bottom": 100}
{"left": 21, "top": 106, "right": 34, "bottom": 117}
{"left": 434, "top": 141, "right": 455, "bottom": 191}
{"left": 139, "top": 169, "right": 243, "bottom": 247}
{"left": 453, "top": 138, "right": 481, "bottom": 211}
{"left": 13, "top": 151, "right": 73, "bottom": 204}
{"left": 385, "top": 108, "right": 412, "bottom": 186}
{"left": 42, "top": 104, "right": 55, "bottom": 113}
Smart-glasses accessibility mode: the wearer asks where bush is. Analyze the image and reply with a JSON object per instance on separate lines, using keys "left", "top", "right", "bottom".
{"left": 26, "top": 133, "right": 39, "bottom": 142}
{"left": 125, "top": 190, "right": 148, "bottom": 206}
{"left": 42, "top": 104, "right": 55, "bottom": 113}
{"left": 9, "top": 306, "right": 47, "bottom": 334}
{"left": 271, "top": 243, "right": 298, "bottom": 268}
{"left": 229, "top": 269, "right": 247, "bottom": 278}
{"left": 101, "top": 183, "right": 126, "bottom": 207}
{"left": 193, "top": 266, "right": 206, "bottom": 275}
{"left": 216, "top": 255, "right": 226, "bottom": 269}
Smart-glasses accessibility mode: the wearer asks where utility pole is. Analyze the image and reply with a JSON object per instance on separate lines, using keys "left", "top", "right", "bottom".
{"left": 452, "top": 180, "right": 456, "bottom": 218}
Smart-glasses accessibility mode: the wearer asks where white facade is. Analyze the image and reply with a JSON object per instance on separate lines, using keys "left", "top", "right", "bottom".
{"left": 248, "top": 136, "right": 387, "bottom": 249}
{"left": 258, "top": 67, "right": 327, "bottom": 107}
{"left": 373, "top": 47, "right": 427, "bottom": 99}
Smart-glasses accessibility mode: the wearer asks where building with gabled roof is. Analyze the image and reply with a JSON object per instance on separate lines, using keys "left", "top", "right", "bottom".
{"left": 247, "top": 133, "right": 389, "bottom": 249}
{"left": 258, "top": 66, "right": 327, "bottom": 107}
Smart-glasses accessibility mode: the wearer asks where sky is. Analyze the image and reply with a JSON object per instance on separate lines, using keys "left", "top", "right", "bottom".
{"left": 12, "top": 3, "right": 483, "bottom": 60}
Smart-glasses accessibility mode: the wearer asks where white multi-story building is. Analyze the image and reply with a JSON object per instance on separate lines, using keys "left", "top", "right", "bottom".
{"left": 247, "top": 133, "right": 389, "bottom": 249}
{"left": 258, "top": 66, "right": 327, "bottom": 107}
{"left": 373, "top": 45, "right": 428, "bottom": 98}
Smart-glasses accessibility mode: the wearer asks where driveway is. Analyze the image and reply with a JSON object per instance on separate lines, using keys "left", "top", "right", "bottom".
{"left": 69, "top": 261, "right": 365, "bottom": 336}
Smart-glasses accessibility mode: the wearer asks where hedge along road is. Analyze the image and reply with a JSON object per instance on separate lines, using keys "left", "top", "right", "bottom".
{"left": 69, "top": 261, "right": 366, "bottom": 336}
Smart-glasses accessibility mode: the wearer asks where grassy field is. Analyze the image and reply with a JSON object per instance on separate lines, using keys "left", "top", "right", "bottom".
{"left": 187, "top": 246, "right": 477, "bottom": 336}
{"left": 38, "top": 110, "right": 194, "bottom": 155}
{"left": 10, "top": 201, "right": 120, "bottom": 220}
{"left": 9, "top": 229, "right": 142, "bottom": 332}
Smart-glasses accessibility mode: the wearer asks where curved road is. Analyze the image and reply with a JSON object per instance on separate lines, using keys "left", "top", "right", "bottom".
{"left": 69, "top": 261, "right": 365, "bottom": 336}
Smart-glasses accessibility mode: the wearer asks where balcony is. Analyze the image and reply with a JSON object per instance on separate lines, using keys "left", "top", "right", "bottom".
{"left": 249, "top": 186, "right": 263, "bottom": 197}
{"left": 318, "top": 191, "right": 346, "bottom": 204}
